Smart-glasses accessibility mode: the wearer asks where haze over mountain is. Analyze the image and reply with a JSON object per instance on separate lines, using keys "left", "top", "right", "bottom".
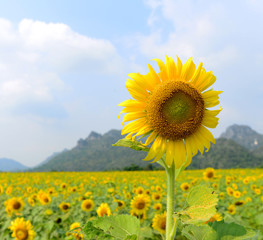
{"left": 32, "top": 124, "right": 263, "bottom": 172}
{"left": 0, "top": 158, "right": 28, "bottom": 172}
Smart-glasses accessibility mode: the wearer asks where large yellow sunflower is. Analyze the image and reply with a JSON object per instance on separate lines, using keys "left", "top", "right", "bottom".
{"left": 9, "top": 218, "right": 36, "bottom": 240}
{"left": 119, "top": 56, "right": 222, "bottom": 168}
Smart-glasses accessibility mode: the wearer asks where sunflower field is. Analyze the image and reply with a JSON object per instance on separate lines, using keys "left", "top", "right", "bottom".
{"left": 0, "top": 168, "right": 262, "bottom": 239}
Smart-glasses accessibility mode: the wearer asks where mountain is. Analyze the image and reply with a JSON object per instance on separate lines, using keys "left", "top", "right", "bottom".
{"left": 188, "top": 138, "right": 263, "bottom": 169}
{"left": 220, "top": 124, "right": 263, "bottom": 150}
{"left": 35, "top": 149, "right": 68, "bottom": 167}
{"left": 33, "top": 127, "right": 263, "bottom": 172}
{"left": 0, "top": 158, "right": 28, "bottom": 172}
{"left": 33, "top": 130, "right": 152, "bottom": 172}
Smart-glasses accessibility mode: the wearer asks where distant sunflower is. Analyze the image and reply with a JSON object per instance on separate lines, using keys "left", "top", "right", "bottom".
{"left": 9, "top": 217, "right": 36, "bottom": 240}
{"left": 152, "top": 192, "right": 162, "bottom": 201}
{"left": 228, "top": 205, "right": 236, "bottom": 215}
{"left": 115, "top": 199, "right": 125, "bottom": 210}
{"left": 130, "top": 194, "right": 151, "bottom": 215}
{"left": 38, "top": 191, "right": 51, "bottom": 205}
{"left": 153, "top": 203, "right": 163, "bottom": 211}
{"left": 152, "top": 212, "right": 166, "bottom": 234}
{"left": 59, "top": 202, "right": 71, "bottom": 212}
{"left": 205, "top": 213, "right": 223, "bottom": 223}
{"left": 81, "top": 199, "right": 94, "bottom": 212}
{"left": 5, "top": 197, "right": 24, "bottom": 214}
{"left": 68, "top": 222, "right": 84, "bottom": 240}
{"left": 203, "top": 168, "right": 215, "bottom": 180}
{"left": 233, "top": 191, "right": 241, "bottom": 198}
{"left": 119, "top": 56, "right": 222, "bottom": 168}
{"left": 180, "top": 182, "right": 190, "bottom": 191}
{"left": 97, "top": 203, "right": 111, "bottom": 217}
{"left": 234, "top": 200, "right": 245, "bottom": 206}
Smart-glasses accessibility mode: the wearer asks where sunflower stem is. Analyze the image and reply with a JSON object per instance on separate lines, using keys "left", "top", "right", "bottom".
{"left": 165, "top": 162, "right": 176, "bottom": 240}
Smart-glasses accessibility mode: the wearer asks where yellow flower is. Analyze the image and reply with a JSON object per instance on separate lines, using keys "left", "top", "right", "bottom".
{"left": 219, "top": 192, "right": 225, "bottom": 199}
{"left": 226, "top": 187, "right": 234, "bottom": 196}
{"left": 130, "top": 194, "right": 151, "bottom": 215}
{"left": 254, "top": 189, "right": 261, "bottom": 195}
{"left": 38, "top": 190, "right": 51, "bottom": 205}
{"left": 45, "top": 209, "right": 53, "bottom": 216}
{"left": 180, "top": 182, "right": 190, "bottom": 191}
{"left": 115, "top": 199, "right": 125, "bottom": 210}
{"left": 68, "top": 222, "right": 84, "bottom": 240}
{"left": 152, "top": 212, "right": 166, "bottom": 234}
{"left": 246, "top": 197, "right": 252, "bottom": 202}
{"left": 131, "top": 210, "right": 147, "bottom": 222}
{"left": 81, "top": 199, "right": 94, "bottom": 212}
{"left": 5, "top": 197, "right": 24, "bottom": 215}
{"left": 234, "top": 200, "right": 245, "bottom": 206}
{"left": 153, "top": 203, "right": 163, "bottom": 211}
{"left": 205, "top": 213, "right": 223, "bottom": 223}
{"left": 9, "top": 217, "right": 36, "bottom": 240}
{"left": 152, "top": 192, "right": 162, "bottom": 201}
{"left": 233, "top": 191, "right": 241, "bottom": 198}
{"left": 119, "top": 56, "right": 222, "bottom": 168}
{"left": 59, "top": 202, "right": 71, "bottom": 212}
{"left": 97, "top": 203, "right": 111, "bottom": 217}
{"left": 135, "top": 186, "right": 144, "bottom": 195}
{"left": 228, "top": 205, "right": 236, "bottom": 215}
{"left": 203, "top": 168, "right": 215, "bottom": 180}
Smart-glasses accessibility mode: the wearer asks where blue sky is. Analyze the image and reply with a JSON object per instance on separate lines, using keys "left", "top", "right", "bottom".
{"left": 0, "top": 0, "right": 262, "bottom": 167}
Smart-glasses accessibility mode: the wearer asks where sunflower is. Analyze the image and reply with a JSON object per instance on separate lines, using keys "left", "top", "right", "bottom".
{"left": 0, "top": 185, "right": 3, "bottom": 194}
{"left": 59, "top": 202, "right": 71, "bottom": 212}
{"left": 9, "top": 217, "right": 36, "bottom": 240}
{"left": 234, "top": 200, "right": 245, "bottom": 206}
{"left": 119, "top": 56, "right": 222, "bottom": 168}
{"left": 180, "top": 182, "right": 190, "bottom": 191}
{"left": 135, "top": 186, "right": 144, "bottom": 195}
{"left": 131, "top": 210, "right": 147, "bottom": 222}
{"left": 115, "top": 199, "right": 125, "bottom": 210}
{"left": 38, "top": 191, "right": 51, "bottom": 205}
{"left": 233, "top": 191, "right": 241, "bottom": 198}
{"left": 130, "top": 194, "right": 151, "bottom": 215}
{"left": 203, "top": 168, "right": 215, "bottom": 180}
{"left": 5, "top": 197, "right": 24, "bottom": 215}
{"left": 152, "top": 212, "right": 166, "bottom": 234}
{"left": 153, "top": 203, "right": 163, "bottom": 211}
{"left": 68, "top": 222, "right": 84, "bottom": 240}
{"left": 228, "top": 205, "right": 236, "bottom": 215}
{"left": 97, "top": 203, "right": 111, "bottom": 217}
{"left": 152, "top": 192, "right": 162, "bottom": 201}
{"left": 81, "top": 199, "right": 94, "bottom": 212}
{"left": 205, "top": 213, "right": 223, "bottom": 223}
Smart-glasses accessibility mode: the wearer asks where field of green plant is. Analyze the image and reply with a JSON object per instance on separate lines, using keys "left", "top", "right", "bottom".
{"left": 0, "top": 169, "right": 262, "bottom": 239}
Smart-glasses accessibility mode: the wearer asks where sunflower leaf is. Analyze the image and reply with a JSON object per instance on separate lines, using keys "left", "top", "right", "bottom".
{"left": 177, "top": 185, "right": 218, "bottom": 224}
{"left": 84, "top": 215, "right": 140, "bottom": 240}
{"left": 208, "top": 220, "right": 257, "bottom": 240}
{"left": 113, "top": 138, "right": 150, "bottom": 152}
{"left": 181, "top": 224, "right": 217, "bottom": 240}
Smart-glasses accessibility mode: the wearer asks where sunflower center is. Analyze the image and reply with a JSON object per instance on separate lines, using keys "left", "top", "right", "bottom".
{"left": 13, "top": 202, "right": 21, "bottom": 210}
{"left": 160, "top": 219, "right": 166, "bottom": 230}
{"left": 63, "top": 204, "right": 69, "bottom": 210}
{"left": 207, "top": 172, "right": 214, "bottom": 178}
{"left": 15, "top": 229, "right": 28, "bottom": 240}
{"left": 146, "top": 81, "right": 204, "bottom": 140}
{"left": 100, "top": 208, "right": 109, "bottom": 217}
{"left": 85, "top": 203, "right": 92, "bottom": 209}
{"left": 136, "top": 201, "right": 145, "bottom": 209}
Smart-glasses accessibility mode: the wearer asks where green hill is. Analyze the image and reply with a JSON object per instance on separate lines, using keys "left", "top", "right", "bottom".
{"left": 33, "top": 128, "right": 263, "bottom": 172}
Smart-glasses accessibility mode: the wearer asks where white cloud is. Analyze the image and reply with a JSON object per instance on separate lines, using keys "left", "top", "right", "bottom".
{"left": 0, "top": 18, "right": 123, "bottom": 111}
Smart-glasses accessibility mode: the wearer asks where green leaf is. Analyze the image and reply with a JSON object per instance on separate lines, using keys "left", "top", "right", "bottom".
{"left": 181, "top": 224, "right": 217, "bottom": 240}
{"left": 209, "top": 220, "right": 257, "bottom": 240}
{"left": 255, "top": 213, "right": 263, "bottom": 225}
{"left": 93, "top": 215, "right": 140, "bottom": 239}
{"left": 83, "top": 221, "right": 114, "bottom": 240}
{"left": 178, "top": 185, "right": 218, "bottom": 224}
{"left": 113, "top": 138, "right": 150, "bottom": 152}
{"left": 140, "top": 227, "right": 154, "bottom": 239}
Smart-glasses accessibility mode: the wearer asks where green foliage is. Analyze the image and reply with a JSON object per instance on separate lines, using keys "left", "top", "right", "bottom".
{"left": 113, "top": 138, "right": 150, "bottom": 152}
{"left": 83, "top": 215, "right": 140, "bottom": 240}
{"left": 177, "top": 185, "right": 218, "bottom": 224}
{"left": 181, "top": 224, "right": 217, "bottom": 240}
{"left": 208, "top": 220, "right": 257, "bottom": 240}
